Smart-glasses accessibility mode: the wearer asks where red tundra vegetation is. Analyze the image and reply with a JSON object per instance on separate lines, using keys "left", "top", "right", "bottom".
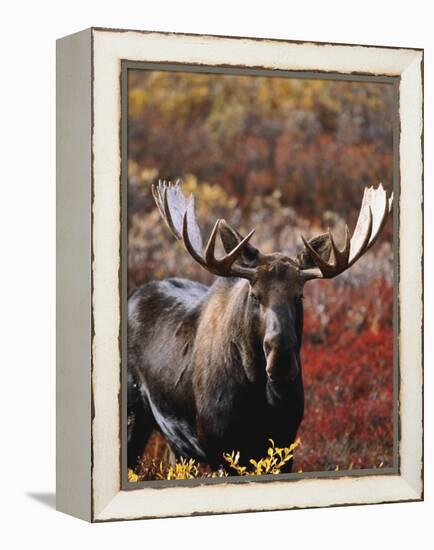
{"left": 297, "top": 277, "right": 393, "bottom": 472}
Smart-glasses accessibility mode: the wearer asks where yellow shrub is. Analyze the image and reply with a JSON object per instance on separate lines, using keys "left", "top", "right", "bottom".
{"left": 127, "top": 468, "right": 140, "bottom": 482}
{"left": 223, "top": 438, "right": 300, "bottom": 476}
{"left": 129, "top": 439, "right": 301, "bottom": 482}
{"left": 157, "top": 457, "right": 199, "bottom": 480}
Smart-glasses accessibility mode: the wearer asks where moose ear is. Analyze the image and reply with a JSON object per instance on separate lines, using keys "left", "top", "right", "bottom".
{"left": 219, "top": 219, "right": 260, "bottom": 267}
{"left": 297, "top": 233, "right": 332, "bottom": 269}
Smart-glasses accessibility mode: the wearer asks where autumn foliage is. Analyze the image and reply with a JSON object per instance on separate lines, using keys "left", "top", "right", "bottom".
{"left": 127, "top": 69, "right": 394, "bottom": 477}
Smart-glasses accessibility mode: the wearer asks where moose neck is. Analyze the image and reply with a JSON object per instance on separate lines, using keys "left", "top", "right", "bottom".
{"left": 196, "top": 278, "right": 270, "bottom": 385}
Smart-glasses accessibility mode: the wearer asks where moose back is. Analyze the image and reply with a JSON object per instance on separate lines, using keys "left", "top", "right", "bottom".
{"left": 127, "top": 180, "right": 392, "bottom": 472}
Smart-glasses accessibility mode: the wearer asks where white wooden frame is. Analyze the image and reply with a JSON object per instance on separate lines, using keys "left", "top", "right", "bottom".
{"left": 56, "top": 28, "right": 423, "bottom": 522}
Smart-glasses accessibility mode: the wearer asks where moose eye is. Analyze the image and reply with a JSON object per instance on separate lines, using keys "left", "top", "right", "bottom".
{"left": 251, "top": 293, "right": 261, "bottom": 306}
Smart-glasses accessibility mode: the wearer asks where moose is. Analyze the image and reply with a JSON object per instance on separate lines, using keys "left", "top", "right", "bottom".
{"left": 127, "top": 180, "right": 392, "bottom": 472}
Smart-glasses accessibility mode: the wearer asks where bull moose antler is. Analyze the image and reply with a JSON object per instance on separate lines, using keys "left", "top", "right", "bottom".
{"left": 300, "top": 184, "right": 393, "bottom": 280}
{"left": 152, "top": 179, "right": 393, "bottom": 283}
{"left": 152, "top": 180, "right": 257, "bottom": 281}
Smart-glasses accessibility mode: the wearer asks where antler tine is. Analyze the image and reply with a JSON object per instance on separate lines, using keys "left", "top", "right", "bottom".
{"left": 347, "top": 205, "right": 373, "bottom": 267}
{"left": 162, "top": 185, "right": 181, "bottom": 239}
{"left": 204, "top": 220, "right": 220, "bottom": 265}
{"left": 220, "top": 228, "right": 256, "bottom": 267}
{"left": 361, "top": 184, "right": 390, "bottom": 254}
{"left": 388, "top": 193, "right": 394, "bottom": 214}
{"left": 300, "top": 233, "right": 334, "bottom": 277}
{"left": 301, "top": 184, "right": 392, "bottom": 281}
{"left": 213, "top": 226, "right": 257, "bottom": 280}
{"left": 335, "top": 224, "right": 351, "bottom": 266}
{"left": 151, "top": 181, "right": 165, "bottom": 221}
{"left": 181, "top": 207, "right": 207, "bottom": 268}
{"left": 152, "top": 180, "right": 186, "bottom": 239}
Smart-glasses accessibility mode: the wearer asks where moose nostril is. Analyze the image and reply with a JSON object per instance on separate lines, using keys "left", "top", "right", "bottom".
{"left": 263, "top": 339, "right": 272, "bottom": 357}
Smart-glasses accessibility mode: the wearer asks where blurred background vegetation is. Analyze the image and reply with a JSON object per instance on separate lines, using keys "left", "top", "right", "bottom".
{"left": 127, "top": 69, "right": 395, "bottom": 476}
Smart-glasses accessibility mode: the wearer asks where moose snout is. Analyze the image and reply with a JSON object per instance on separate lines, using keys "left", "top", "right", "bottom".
{"left": 263, "top": 336, "right": 299, "bottom": 382}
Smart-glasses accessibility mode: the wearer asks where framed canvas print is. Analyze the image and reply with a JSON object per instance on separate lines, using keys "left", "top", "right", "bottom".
{"left": 56, "top": 28, "right": 423, "bottom": 522}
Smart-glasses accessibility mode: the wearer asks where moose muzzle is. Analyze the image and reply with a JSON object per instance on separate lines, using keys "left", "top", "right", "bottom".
{"left": 264, "top": 340, "right": 299, "bottom": 382}
{"left": 263, "top": 304, "right": 300, "bottom": 382}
